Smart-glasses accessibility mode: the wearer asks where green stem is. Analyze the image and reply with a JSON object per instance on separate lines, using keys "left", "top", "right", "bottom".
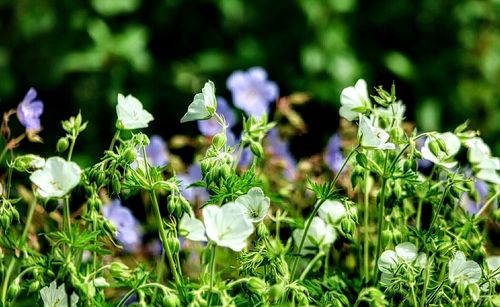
{"left": 476, "top": 189, "right": 500, "bottom": 216}
{"left": 323, "top": 247, "right": 330, "bottom": 281}
{"left": 208, "top": 243, "right": 217, "bottom": 306}
{"left": 1, "top": 257, "right": 15, "bottom": 306}
{"left": 233, "top": 143, "right": 244, "bottom": 170}
{"left": 299, "top": 251, "right": 325, "bottom": 281}
{"left": 67, "top": 135, "right": 76, "bottom": 162}
{"left": 428, "top": 185, "right": 451, "bottom": 233}
{"left": 373, "top": 151, "right": 388, "bottom": 285}
{"left": 420, "top": 255, "right": 433, "bottom": 307}
{"left": 0, "top": 145, "right": 8, "bottom": 164}
{"left": 64, "top": 196, "right": 72, "bottom": 238}
{"left": 363, "top": 170, "right": 370, "bottom": 281}
{"left": 108, "top": 130, "right": 121, "bottom": 151}
{"left": 416, "top": 197, "right": 424, "bottom": 231}
{"left": 20, "top": 195, "right": 37, "bottom": 247}
{"left": 290, "top": 145, "right": 358, "bottom": 280}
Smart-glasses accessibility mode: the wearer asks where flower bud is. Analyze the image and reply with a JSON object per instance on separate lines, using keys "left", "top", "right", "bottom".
{"left": 341, "top": 218, "right": 355, "bottom": 239}
{"left": 123, "top": 148, "right": 138, "bottom": 164}
{"left": 212, "top": 132, "right": 226, "bottom": 149}
{"left": 268, "top": 282, "right": 285, "bottom": 301}
{"left": 111, "top": 173, "right": 121, "bottom": 194}
{"left": 166, "top": 237, "right": 180, "bottom": 254}
{"left": 250, "top": 142, "right": 264, "bottom": 158}
{"left": 247, "top": 277, "right": 267, "bottom": 294}
{"left": 381, "top": 229, "right": 393, "bottom": 247}
{"left": 110, "top": 262, "right": 130, "bottom": 280}
{"left": 392, "top": 229, "right": 402, "bottom": 244}
{"left": 56, "top": 137, "right": 70, "bottom": 153}
{"left": 28, "top": 280, "right": 40, "bottom": 293}
{"left": 13, "top": 154, "right": 45, "bottom": 172}
{"left": 257, "top": 223, "right": 269, "bottom": 238}
{"left": 428, "top": 140, "right": 441, "bottom": 157}
{"left": 163, "top": 293, "right": 181, "bottom": 307}
{"left": 457, "top": 282, "right": 466, "bottom": 297}
{"left": 7, "top": 278, "right": 20, "bottom": 299}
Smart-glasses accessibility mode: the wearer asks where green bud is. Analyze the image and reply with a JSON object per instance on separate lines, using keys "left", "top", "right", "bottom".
{"left": 392, "top": 229, "right": 402, "bottom": 244}
{"left": 56, "top": 137, "right": 70, "bottom": 153}
{"left": 7, "top": 278, "right": 20, "bottom": 299}
{"left": 472, "top": 246, "right": 486, "bottom": 259}
{"left": 257, "top": 223, "right": 269, "bottom": 238}
{"left": 110, "top": 262, "right": 130, "bottom": 280}
{"left": 250, "top": 142, "right": 264, "bottom": 158}
{"left": 220, "top": 165, "right": 232, "bottom": 179}
{"left": 247, "top": 277, "right": 267, "bottom": 294}
{"left": 341, "top": 218, "right": 355, "bottom": 239}
{"left": 13, "top": 154, "right": 45, "bottom": 172}
{"left": 212, "top": 133, "right": 227, "bottom": 149}
{"left": 123, "top": 148, "right": 138, "bottom": 163}
{"left": 167, "top": 195, "right": 177, "bottom": 215}
{"left": 111, "top": 173, "right": 121, "bottom": 194}
{"left": 381, "top": 229, "right": 393, "bottom": 247}
{"left": 356, "top": 153, "right": 368, "bottom": 168}
{"left": 28, "top": 280, "right": 40, "bottom": 293}
{"left": 436, "top": 137, "right": 447, "bottom": 153}
{"left": 268, "top": 282, "right": 285, "bottom": 301}
{"left": 163, "top": 293, "right": 181, "bottom": 307}
{"left": 180, "top": 197, "right": 191, "bottom": 215}
{"left": 295, "top": 292, "right": 308, "bottom": 306}
{"left": 492, "top": 208, "right": 500, "bottom": 222}
{"left": 428, "top": 140, "right": 441, "bottom": 157}
{"left": 167, "top": 237, "right": 180, "bottom": 254}
{"left": 403, "top": 159, "right": 416, "bottom": 173}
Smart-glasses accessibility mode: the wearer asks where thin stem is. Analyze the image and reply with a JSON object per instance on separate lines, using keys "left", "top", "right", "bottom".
{"left": 1, "top": 257, "right": 15, "bottom": 306}
{"left": 64, "top": 196, "right": 72, "bottom": 238}
{"left": 233, "top": 143, "right": 244, "bottom": 170}
{"left": 410, "top": 282, "right": 418, "bottom": 307}
{"left": 420, "top": 255, "right": 433, "bottom": 307}
{"left": 108, "top": 130, "right": 121, "bottom": 151}
{"left": 67, "top": 135, "right": 76, "bottom": 161}
{"left": 299, "top": 251, "right": 325, "bottom": 281}
{"left": 373, "top": 151, "right": 388, "bottom": 285}
{"left": 208, "top": 243, "right": 217, "bottom": 305}
{"left": 363, "top": 170, "right": 370, "bottom": 281}
{"left": 0, "top": 145, "right": 8, "bottom": 164}
{"left": 323, "top": 248, "right": 330, "bottom": 281}
{"left": 477, "top": 189, "right": 500, "bottom": 216}
{"left": 415, "top": 197, "right": 424, "bottom": 231}
{"left": 20, "top": 195, "right": 37, "bottom": 247}
{"left": 428, "top": 185, "right": 451, "bottom": 233}
{"left": 290, "top": 145, "right": 358, "bottom": 280}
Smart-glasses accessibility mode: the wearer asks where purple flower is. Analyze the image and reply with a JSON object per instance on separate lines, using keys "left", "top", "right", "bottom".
{"left": 265, "top": 128, "right": 296, "bottom": 180}
{"left": 103, "top": 199, "right": 142, "bottom": 252}
{"left": 17, "top": 88, "right": 44, "bottom": 131}
{"left": 226, "top": 67, "right": 279, "bottom": 116}
{"left": 178, "top": 164, "right": 209, "bottom": 204}
{"left": 197, "top": 97, "right": 236, "bottom": 136}
{"left": 461, "top": 178, "right": 490, "bottom": 215}
{"left": 324, "top": 134, "right": 344, "bottom": 174}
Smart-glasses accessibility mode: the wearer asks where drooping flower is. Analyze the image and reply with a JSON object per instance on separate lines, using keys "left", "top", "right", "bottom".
{"left": 116, "top": 93, "right": 154, "bottom": 129}
{"left": 324, "top": 133, "right": 344, "bottom": 174}
{"left": 131, "top": 135, "right": 169, "bottom": 170}
{"left": 420, "top": 132, "right": 461, "bottom": 169}
{"left": 179, "top": 213, "right": 208, "bottom": 242}
{"left": 292, "top": 217, "right": 336, "bottom": 255}
{"left": 198, "top": 96, "right": 236, "bottom": 136}
{"left": 358, "top": 115, "right": 395, "bottom": 150}
{"left": 265, "top": 128, "right": 297, "bottom": 180}
{"left": 202, "top": 204, "right": 254, "bottom": 252}
{"left": 318, "top": 200, "right": 346, "bottom": 225}
{"left": 226, "top": 67, "right": 279, "bottom": 116}
{"left": 339, "top": 79, "right": 371, "bottom": 121}
{"left": 448, "top": 251, "right": 481, "bottom": 286}
{"left": 17, "top": 88, "right": 44, "bottom": 131}
{"left": 181, "top": 81, "right": 217, "bottom": 123}
{"left": 234, "top": 187, "right": 270, "bottom": 223}
{"left": 30, "top": 157, "right": 81, "bottom": 198}
{"left": 465, "top": 137, "right": 500, "bottom": 184}
{"left": 103, "top": 199, "right": 142, "bottom": 252}
{"left": 178, "top": 164, "right": 209, "bottom": 204}
{"left": 378, "top": 242, "right": 427, "bottom": 285}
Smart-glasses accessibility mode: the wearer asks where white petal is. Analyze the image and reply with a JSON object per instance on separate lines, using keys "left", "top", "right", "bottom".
{"left": 415, "top": 252, "right": 428, "bottom": 268}
{"left": 378, "top": 250, "right": 397, "bottom": 273}
{"left": 202, "top": 205, "right": 221, "bottom": 242}
{"left": 179, "top": 214, "right": 207, "bottom": 242}
{"left": 395, "top": 242, "right": 418, "bottom": 263}
{"left": 318, "top": 200, "right": 346, "bottom": 224}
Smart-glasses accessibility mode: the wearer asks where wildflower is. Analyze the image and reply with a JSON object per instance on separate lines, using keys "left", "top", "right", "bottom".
{"left": 116, "top": 93, "right": 154, "bottom": 129}
{"left": 421, "top": 132, "right": 461, "bottom": 169}
{"left": 103, "top": 199, "right": 142, "bottom": 252}
{"left": 234, "top": 187, "right": 270, "bottom": 223}
{"left": 30, "top": 157, "right": 81, "bottom": 198}
{"left": 131, "top": 135, "right": 169, "bottom": 170}
{"left": 226, "top": 67, "right": 279, "bottom": 116}
{"left": 448, "top": 251, "right": 481, "bottom": 286}
{"left": 378, "top": 242, "right": 427, "bottom": 284}
{"left": 40, "top": 281, "right": 79, "bottom": 307}
{"left": 202, "top": 204, "right": 254, "bottom": 252}
{"left": 324, "top": 133, "right": 344, "bottom": 174}
{"left": 358, "top": 115, "right": 395, "bottom": 150}
{"left": 318, "top": 200, "right": 346, "bottom": 225}
{"left": 13, "top": 154, "right": 45, "bottom": 172}
{"left": 461, "top": 177, "right": 489, "bottom": 215}
{"left": 339, "top": 79, "right": 371, "bottom": 121}
{"left": 178, "top": 164, "right": 209, "bottom": 204}
{"left": 265, "top": 128, "right": 297, "bottom": 180}
{"left": 198, "top": 96, "right": 236, "bottom": 136}
{"left": 465, "top": 137, "right": 500, "bottom": 184}
{"left": 181, "top": 80, "right": 217, "bottom": 123}
{"left": 17, "top": 88, "right": 44, "bottom": 131}
{"left": 375, "top": 101, "right": 406, "bottom": 128}
{"left": 292, "top": 217, "right": 336, "bottom": 255}
{"left": 179, "top": 213, "right": 207, "bottom": 242}
{"left": 486, "top": 256, "right": 500, "bottom": 281}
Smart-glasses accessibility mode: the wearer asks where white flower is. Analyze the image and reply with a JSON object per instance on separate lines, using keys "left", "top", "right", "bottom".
{"left": 30, "top": 157, "right": 81, "bottom": 198}
{"left": 486, "top": 255, "right": 500, "bottom": 282}
{"left": 318, "top": 200, "right": 346, "bottom": 225}
{"left": 234, "top": 187, "right": 270, "bottom": 223}
{"left": 377, "top": 242, "right": 427, "bottom": 284}
{"left": 358, "top": 115, "right": 395, "bottom": 150}
{"left": 180, "top": 80, "right": 217, "bottom": 123}
{"left": 202, "top": 204, "right": 254, "bottom": 252}
{"left": 465, "top": 137, "right": 500, "bottom": 184}
{"left": 448, "top": 251, "right": 481, "bottom": 286}
{"left": 376, "top": 101, "right": 406, "bottom": 127}
{"left": 179, "top": 213, "right": 207, "bottom": 242}
{"left": 421, "top": 132, "right": 461, "bottom": 169}
{"left": 292, "top": 217, "right": 336, "bottom": 255}
{"left": 40, "top": 280, "right": 79, "bottom": 307}
{"left": 339, "top": 79, "right": 371, "bottom": 121}
{"left": 116, "top": 93, "right": 154, "bottom": 130}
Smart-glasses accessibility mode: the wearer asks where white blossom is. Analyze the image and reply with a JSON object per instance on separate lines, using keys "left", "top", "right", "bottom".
{"left": 358, "top": 115, "right": 395, "bottom": 150}
{"left": 318, "top": 200, "right": 346, "bottom": 225}
{"left": 292, "top": 217, "right": 336, "bottom": 255}
{"left": 179, "top": 213, "right": 207, "bottom": 242}
{"left": 448, "top": 251, "right": 481, "bottom": 286}
{"left": 339, "top": 79, "right": 371, "bottom": 121}
{"left": 30, "top": 157, "right": 81, "bottom": 198}
{"left": 116, "top": 93, "right": 154, "bottom": 130}
{"left": 234, "top": 187, "right": 270, "bottom": 223}
{"left": 180, "top": 80, "right": 217, "bottom": 123}
{"left": 421, "top": 132, "right": 461, "bottom": 169}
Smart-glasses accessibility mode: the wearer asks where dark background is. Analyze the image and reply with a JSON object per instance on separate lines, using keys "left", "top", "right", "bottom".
{"left": 0, "top": 0, "right": 498, "bottom": 165}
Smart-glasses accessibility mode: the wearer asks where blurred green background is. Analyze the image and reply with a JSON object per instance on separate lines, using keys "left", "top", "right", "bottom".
{"left": 0, "top": 0, "right": 499, "bottom": 164}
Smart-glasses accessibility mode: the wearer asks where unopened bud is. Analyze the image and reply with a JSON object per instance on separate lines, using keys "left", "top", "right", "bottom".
{"left": 110, "top": 262, "right": 130, "bottom": 279}
{"left": 56, "top": 137, "right": 70, "bottom": 153}
{"left": 212, "top": 133, "right": 226, "bottom": 149}
{"left": 250, "top": 142, "right": 264, "bottom": 158}
{"left": 428, "top": 140, "right": 441, "bottom": 157}
{"left": 163, "top": 293, "right": 181, "bottom": 307}
{"left": 247, "top": 277, "right": 267, "bottom": 293}
{"left": 123, "top": 148, "right": 138, "bottom": 164}
{"left": 7, "top": 278, "right": 20, "bottom": 299}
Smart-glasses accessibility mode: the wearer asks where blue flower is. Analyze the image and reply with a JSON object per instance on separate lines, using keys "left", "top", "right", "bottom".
{"left": 324, "top": 134, "right": 344, "bottom": 174}
{"left": 17, "top": 88, "right": 44, "bottom": 131}
{"left": 226, "top": 67, "right": 279, "bottom": 116}
{"left": 461, "top": 178, "right": 490, "bottom": 215}
{"left": 197, "top": 97, "right": 236, "bottom": 136}
{"left": 265, "top": 128, "right": 296, "bottom": 180}
{"left": 102, "top": 199, "right": 142, "bottom": 252}
{"left": 178, "top": 164, "right": 209, "bottom": 204}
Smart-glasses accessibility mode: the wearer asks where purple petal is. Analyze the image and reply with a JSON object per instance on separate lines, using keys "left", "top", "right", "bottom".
{"left": 248, "top": 67, "right": 268, "bottom": 81}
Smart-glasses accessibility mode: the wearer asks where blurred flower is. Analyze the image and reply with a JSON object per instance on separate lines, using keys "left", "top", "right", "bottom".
{"left": 30, "top": 157, "right": 81, "bottom": 198}
{"left": 178, "top": 164, "right": 209, "bottom": 204}
{"left": 179, "top": 213, "right": 207, "bottom": 242}
{"left": 202, "top": 204, "right": 254, "bottom": 252}
{"left": 116, "top": 93, "right": 154, "bottom": 129}
{"left": 415, "top": 137, "right": 433, "bottom": 171}
{"left": 318, "top": 200, "right": 346, "bottom": 225}
{"left": 234, "top": 187, "right": 270, "bottom": 223}
{"left": 265, "top": 128, "right": 297, "bottom": 180}
{"left": 486, "top": 256, "right": 500, "bottom": 281}
{"left": 17, "top": 88, "right": 44, "bottom": 131}
{"left": 465, "top": 137, "right": 500, "bottom": 184}
{"left": 421, "top": 132, "right": 461, "bottom": 169}
{"left": 375, "top": 101, "right": 406, "bottom": 128}
{"left": 461, "top": 177, "right": 489, "bottom": 215}
{"left": 339, "top": 79, "right": 371, "bottom": 121}
{"left": 378, "top": 242, "right": 427, "bottom": 284}
{"left": 198, "top": 97, "right": 235, "bottom": 136}
{"left": 324, "top": 133, "right": 344, "bottom": 174}
{"left": 131, "top": 135, "right": 169, "bottom": 170}
{"left": 448, "top": 251, "right": 481, "bottom": 286}
{"left": 238, "top": 147, "right": 254, "bottom": 168}
{"left": 358, "top": 115, "right": 395, "bottom": 150}
{"left": 40, "top": 281, "right": 73, "bottom": 307}
{"left": 103, "top": 199, "right": 142, "bottom": 252}
{"left": 226, "top": 67, "right": 279, "bottom": 116}
{"left": 181, "top": 80, "right": 217, "bottom": 123}
{"left": 292, "top": 217, "right": 336, "bottom": 255}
